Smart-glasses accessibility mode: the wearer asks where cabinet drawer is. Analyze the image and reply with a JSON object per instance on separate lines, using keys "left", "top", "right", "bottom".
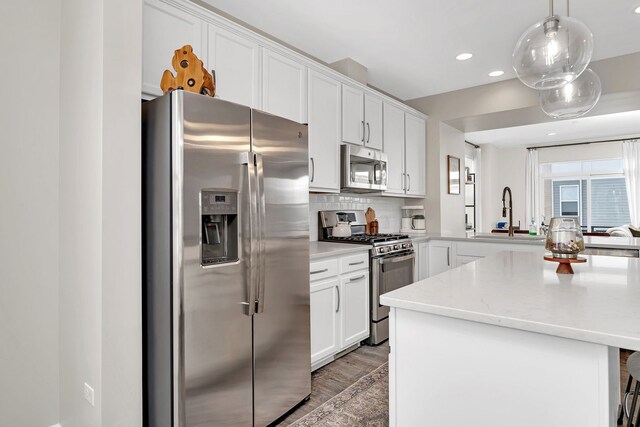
{"left": 340, "top": 252, "right": 369, "bottom": 274}
{"left": 310, "top": 258, "right": 339, "bottom": 281}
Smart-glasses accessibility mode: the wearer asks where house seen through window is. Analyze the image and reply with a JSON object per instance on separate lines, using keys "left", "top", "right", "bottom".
{"left": 540, "top": 159, "right": 630, "bottom": 232}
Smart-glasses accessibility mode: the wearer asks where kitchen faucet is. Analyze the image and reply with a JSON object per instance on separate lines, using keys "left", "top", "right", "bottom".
{"left": 502, "top": 186, "right": 514, "bottom": 237}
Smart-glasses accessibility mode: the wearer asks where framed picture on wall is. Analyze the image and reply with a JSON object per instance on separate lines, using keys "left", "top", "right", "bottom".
{"left": 448, "top": 155, "right": 460, "bottom": 195}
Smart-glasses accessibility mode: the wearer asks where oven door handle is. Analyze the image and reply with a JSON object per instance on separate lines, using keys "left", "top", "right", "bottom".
{"left": 378, "top": 252, "right": 415, "bottom": 265}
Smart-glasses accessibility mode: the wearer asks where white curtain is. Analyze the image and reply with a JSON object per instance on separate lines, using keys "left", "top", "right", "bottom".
{"left": 623, "top": 139, "right": 640, "bottom": 227}
{"left": 525, "top": 148, "right": 540, "bottom": 227}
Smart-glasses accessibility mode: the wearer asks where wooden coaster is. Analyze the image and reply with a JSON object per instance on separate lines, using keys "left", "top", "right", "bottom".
{"left": 543, "top": 256, "right": 587, "bottom": 275}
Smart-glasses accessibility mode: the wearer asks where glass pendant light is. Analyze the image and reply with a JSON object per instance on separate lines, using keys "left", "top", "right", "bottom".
{"left": 539, "top": 68, "right": 601, "bottom": 119}
{"left": 512, "top": 0, "right": 594, "bottom": 89}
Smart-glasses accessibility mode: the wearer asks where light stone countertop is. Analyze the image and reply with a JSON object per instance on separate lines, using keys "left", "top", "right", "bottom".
{"left": 309, "top": 241, "right": 371, "bottom": 260}
{"left": 381, "top": 251, "right": 640, "bottom": 350}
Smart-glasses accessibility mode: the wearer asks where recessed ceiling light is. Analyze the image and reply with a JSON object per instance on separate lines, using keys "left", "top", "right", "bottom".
{"left": 456, "top": 53, "right": 473, "bottom": 61}
{"left": 488, "top": 70, "right": 504, "bottom": 77}
{"left": 635, "top": 5, "right": 640, "bottom": 13}
{"left": 547, "top": 132, "right": 557, "bottom": 136}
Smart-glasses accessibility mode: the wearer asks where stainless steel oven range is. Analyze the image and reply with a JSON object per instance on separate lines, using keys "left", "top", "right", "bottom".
{"left": 318, "top": 210, "right": 415, "bottom": 345}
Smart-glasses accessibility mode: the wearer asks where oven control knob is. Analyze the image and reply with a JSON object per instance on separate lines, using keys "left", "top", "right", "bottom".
{"left": 402, "top": 243, "right": 408, "bottom": 249}
{"left": 393, "top": 244, "right": 399, "bottom": 250}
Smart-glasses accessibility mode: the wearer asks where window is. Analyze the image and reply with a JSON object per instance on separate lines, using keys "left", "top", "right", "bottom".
{"left": 559, "top": 184, "right": 580, "bottom": 216}
{"left": 540, "top": 159, "right": 630, "bottom": 232}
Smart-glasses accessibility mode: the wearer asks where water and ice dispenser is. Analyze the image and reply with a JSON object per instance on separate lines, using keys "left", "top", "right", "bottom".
{"left": 201, "top": 190, "right": 238, "bottom": 266}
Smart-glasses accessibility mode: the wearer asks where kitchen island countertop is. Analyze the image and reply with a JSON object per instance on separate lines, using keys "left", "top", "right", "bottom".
{"left": 408, "top": 232, "right": 640, "bottom": 250}
{"left": 381, "top": 250, "right": 640, "bottom": 350}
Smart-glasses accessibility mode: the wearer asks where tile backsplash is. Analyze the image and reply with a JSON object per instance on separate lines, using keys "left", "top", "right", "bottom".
{"left": 309, "top": 193, "right": 406, "bottom": 241}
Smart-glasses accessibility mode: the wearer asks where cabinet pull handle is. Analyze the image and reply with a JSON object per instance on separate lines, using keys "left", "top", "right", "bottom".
{"left": 336, "top": 285, "right": 340, "bottom": 313}
{"left": 447, "top": 247, "right": 450, "bottom": 266}
{"left": 310, "top": 268, "right": 328, "bottom": 275}
{"left": 361, "top": 121, "right": 365, "bottom": 143}
{"left": 348, "top": 261, "right": 365, "bottom": 266}
{"left": 407, "top": 173, "right": 411, "bottom": 192}
{"left": 310, "top": 157, "right": 315, "bottom": 182}
{"left": 366, "top": 122, "right": 370, "bottom": 143}
{"left": 349, "top": 274, "right": 366, "bottom": 282}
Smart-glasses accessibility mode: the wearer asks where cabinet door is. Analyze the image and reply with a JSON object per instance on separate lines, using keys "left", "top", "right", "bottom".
{"left": 428, "top": 242, "right": 452, "bottom": 277}
{"left": 310, "top": 278, "right": 340, "bottom": 365}
{"left": 340, "top": 271, "right": 370, "bottom": 349}
{"left": 364, "top": 94, "right": 383, "bottom": 150}
{"left": 383, "top": 103, "right": 406, "bottom": 195}
{"left": 405, "top": 114, "right": 426, "bottom": 197}
{"left": 143, "top": 0, "right": 204, "bottom": 98}
{"left": 341, "top": 84, "right": 365, "bottom": 145}
{"left": 308, "top": 69, "right": 341, "bottom": 192}
{"left": 261, "top": 48, "right": 307, "bottom": 123}
{"left": 207, "top": 24, "right": 260, "bottom": 108}
{"left": 418, "top": 242, "right": 429, "bottom": 281}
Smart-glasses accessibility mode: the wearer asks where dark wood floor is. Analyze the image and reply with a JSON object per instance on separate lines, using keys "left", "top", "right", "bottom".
{"left": 276, "top": 342, "right": 390, "bottom": 426}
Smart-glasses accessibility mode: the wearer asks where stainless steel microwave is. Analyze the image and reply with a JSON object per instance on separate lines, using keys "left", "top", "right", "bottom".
{"left": 341, "top": 144, "right": 387, "bottom": 192}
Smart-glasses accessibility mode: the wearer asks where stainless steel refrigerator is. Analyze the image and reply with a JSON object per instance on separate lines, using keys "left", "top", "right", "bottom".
{"left": 143, "top": 91, "right": 311, "bottom": 427}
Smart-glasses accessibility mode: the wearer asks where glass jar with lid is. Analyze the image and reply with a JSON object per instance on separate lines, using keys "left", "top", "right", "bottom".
{"left": 545, "top": 217, "right": 585, "bottom": 259}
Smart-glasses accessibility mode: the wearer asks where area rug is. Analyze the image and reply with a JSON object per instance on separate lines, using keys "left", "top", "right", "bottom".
{"left": 291, "top": 362, "right": 389, "bottom": 427}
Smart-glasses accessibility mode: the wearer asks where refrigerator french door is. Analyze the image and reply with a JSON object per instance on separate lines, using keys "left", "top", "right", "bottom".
{"left": 143, "top": 91, "right": 311, "bottom": 427}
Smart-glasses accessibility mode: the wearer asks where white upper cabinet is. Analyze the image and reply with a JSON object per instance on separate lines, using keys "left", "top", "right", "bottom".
{"left": 383, "top": 103, "right": 406, "bottom": 195}
{"left": 363, "top": 94, "right": 383, "bottom": 150}
{"left": 341, "top": 85, "right": 365, "bottom": 145}
{"left": 341, "top": 86, "right": 383, "bottom": 151}
{"left": 261, "top": 48, "right": 307, "bottom": 123}
{"left": 405, "top": 113, "right": 426, "bottom": 197}
{"left": 308, "top": 69, "right": 341, "bottom": 192}
{"left": 207, "top": 24, "right": 260, "bottom": 108}
{"left": 143, "top": 0, "right": 204, "bottom": 98}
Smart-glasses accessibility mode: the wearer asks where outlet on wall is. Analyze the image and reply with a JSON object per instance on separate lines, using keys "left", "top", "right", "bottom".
{"left": 83, "top": 382, "right": 95, "bottom": 406}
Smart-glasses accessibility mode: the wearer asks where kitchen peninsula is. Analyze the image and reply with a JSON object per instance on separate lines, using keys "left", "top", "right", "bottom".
{"left": 381, "top": 251, "right": 640, "bottom": 427}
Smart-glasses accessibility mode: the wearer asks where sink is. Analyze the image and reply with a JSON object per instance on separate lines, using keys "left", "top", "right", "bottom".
{"left": 471, "top": 233, "right": 546, "bottom": 242}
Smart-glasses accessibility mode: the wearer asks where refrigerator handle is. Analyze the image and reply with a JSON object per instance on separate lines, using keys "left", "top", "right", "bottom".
{"left": 241, "top": 152, "right": 259, "bottom": 316}
{"left": 255, "top": 153, "right": 267, "bottom": 314}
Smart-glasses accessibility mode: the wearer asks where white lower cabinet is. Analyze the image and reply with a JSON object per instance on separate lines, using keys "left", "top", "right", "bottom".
{"left": 340, "top": 271, "right": 370, "bottom": 348}
{"left": 310, "top": 278, "right": 340, "bottom": 364}
{"left": 428, "top": 241, "right": 454, "bottom": 277}
{"left": 420, "top": 239, "right": 546, "bottom": 278}
{"left": 310, "top": 252, "right": 370, "bottom": 370}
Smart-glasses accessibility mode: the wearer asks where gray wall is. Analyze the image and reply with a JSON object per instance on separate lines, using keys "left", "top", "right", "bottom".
{"left": 59, "top": 0, "right": 142, "bottom": 426}
{"left": 0, "top": 1, "right": 61, "bottom": 425}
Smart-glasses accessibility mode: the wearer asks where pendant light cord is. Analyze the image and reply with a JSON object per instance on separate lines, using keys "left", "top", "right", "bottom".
{"left": 549, "top": 0, "right": 554, "bottom": 16}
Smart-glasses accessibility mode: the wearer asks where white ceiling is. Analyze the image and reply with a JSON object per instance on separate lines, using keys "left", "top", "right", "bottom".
{"left": 465, "top": 110, "right": 640, "bottom": 147}
{"left": 201, "top": 0, "right": 640, "bottom": 100}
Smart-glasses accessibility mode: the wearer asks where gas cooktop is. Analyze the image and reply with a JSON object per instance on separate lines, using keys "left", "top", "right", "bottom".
{"left": 324, "top": 233, "right": 409, "bottom": 245}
